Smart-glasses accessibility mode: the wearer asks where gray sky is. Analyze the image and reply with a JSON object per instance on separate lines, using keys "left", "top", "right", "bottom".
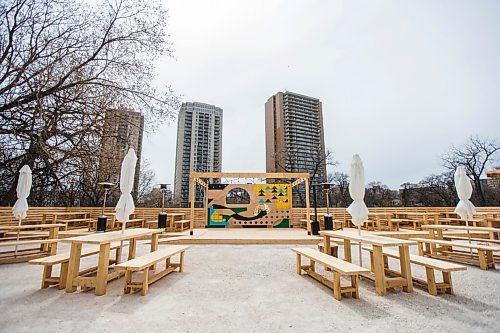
{"left": 143, "top": 0, "right": 500, "bottom": 189}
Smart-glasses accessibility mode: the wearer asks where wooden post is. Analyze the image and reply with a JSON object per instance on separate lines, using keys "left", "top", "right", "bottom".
{"left": 399, "top": 245, "right": 413, "bottom": 292}
{"left": 305, "top": 178, "right": 311, "bottom": 235}
{"left": 95, "top": 243, "right": 111, "bottom": 296}
{"left": 189, "top": 174, "right": 195, "bottom": 236}
{"left": 65, "top": 242, "right": 82, "bottom": 293}
{"left": 372, "top": 245, "right": 387, "bottom": 296}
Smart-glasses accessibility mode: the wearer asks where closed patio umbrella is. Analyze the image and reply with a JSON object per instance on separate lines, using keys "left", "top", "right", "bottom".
{"left": 12, "top": 165, "right": 32, "bottom": 256}
{"left": 454, "top": 166, "right": 475, "bottom": 255}
{"left": 115, "top": 148, "right": 138, "bottom": 233}
{"left": 347, "top": 154, "right": 369, "bottom": 266}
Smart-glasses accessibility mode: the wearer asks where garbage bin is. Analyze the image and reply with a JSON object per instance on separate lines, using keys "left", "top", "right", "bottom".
{"left": 324, "top": 215, "right": 333, "bottom": 230}
{"left": 311, "top": 220, "right": 320, "bottom": 235}
{"left": 158, "top": 212, "right": 168, "bottom": 229}
{"left": 97, "top": 216, "right": 107, "bottom": 232}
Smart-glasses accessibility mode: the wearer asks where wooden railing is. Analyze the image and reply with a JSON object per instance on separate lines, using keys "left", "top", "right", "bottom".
{"left": 1, "top": 206, "right": 499, "bottom": 229}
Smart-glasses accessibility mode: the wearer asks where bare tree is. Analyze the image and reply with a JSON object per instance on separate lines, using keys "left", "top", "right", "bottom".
{"left": 273, "top": 147, "right": 336, "bottom": 207}
{"left": 328, "top": 171, "right": 351, "bottom": 207}
{"left": 442, "top": 136, "right": 499, "bottom": 205}
{"left": 0, "top": 0, "right": 179, "bottom": 205}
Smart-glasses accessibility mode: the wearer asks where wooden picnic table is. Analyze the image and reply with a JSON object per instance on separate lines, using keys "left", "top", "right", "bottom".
{"left": 422, "top": 224, "right": 500, "bottom": 240}
{"left": 320, "top": 230, "right": 416, "bottom": 296}
{"left": 62, "top": 228, "right": 161, "bottom": 296}
{"left": 367, "top": 213, "right": 394, "bottom": 231}
{"left": 398, "top": 212, "right": 440, "bottom": 224}
{"left": 167, "top": 213, "right": 186, "bottom": 231}
{"left": 42, "top": 212, "right": 90, "bottom": 224}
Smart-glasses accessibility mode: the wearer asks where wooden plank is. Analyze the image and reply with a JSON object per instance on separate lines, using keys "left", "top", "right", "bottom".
{"left": 411, "top": 238, "right": 500, "bottom": 251}
{"left": 61, "top": 228, "right": 160, "bottom": 245}
{"left": 116, "top": 246, "right": 189, "bottom": 270}
{"left": 291, "top": 248, "right": 368, "bottom": 275}
{"left": 320, "top": 230, "right": 416, "bottom": 246}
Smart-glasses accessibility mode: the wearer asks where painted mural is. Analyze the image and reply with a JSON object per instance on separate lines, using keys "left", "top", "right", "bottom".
{"left": 207, "top": 183, "right": 292, "bottom": 228}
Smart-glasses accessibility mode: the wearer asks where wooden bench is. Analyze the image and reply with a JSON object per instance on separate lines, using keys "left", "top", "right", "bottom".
{"left": 173, "top": 220, "right": 190, "bottom": 232}
{"left": 443, "top": 235, "right": 500, "bottom": 245}
{"left": 411, "top": 238, "right": 500, "bottom": 270}
{"left": 29, "top": 242, "right": 125, "bottom": 289}
{"left": 363, "top": 246, "right": 466, "bottom": 295}
{"left": 58, "top": 218, "right": 93, "bottom": 230}
{"left": 115, "top": 245, "right": 189, "bottom": 296}
{"left": 317, "top": 242, "right": 338, "bottom": 257}
{"left": 0, "top": 239, "right": 60, "bottom": 264}
{"left": 291, "top": 248, "right": 369, "bottom": 300}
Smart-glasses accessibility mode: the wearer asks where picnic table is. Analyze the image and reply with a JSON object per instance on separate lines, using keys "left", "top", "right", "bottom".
{"left": 167, "top": 213, "right": 186, "bottom": 231}
{"left": 42, "top": 212, "right": 90, "bottom": 224}
{"left": 62, "top": 228, "right": 161, "bottom": 296}
{"left": 367, "top": 213, "right": 394, "bottom": 231}
{"left": 422, "top": 224, "right": 500, "bottom": 240}
{"left": 320, "top": 230, "right": 416, "bottom": 296}
{"left": 0, "top": 224, "right": 65, "bottom": 263}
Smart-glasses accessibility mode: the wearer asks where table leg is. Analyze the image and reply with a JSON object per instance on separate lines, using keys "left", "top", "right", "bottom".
{"left": 95, "top": 243, "right": 111, "bottom": 296}
{"left": 48, "top": 227, "right": 59, "bottom": 255}
{"left": 323, "top": 235, "right": 331, "bottom": 255}
{"left": 372, "top": 245, "right": 387, "bottom": 296}
{"left": 150, "top": 233, "right": 159, "bottom": 270}
{"left": 128, "top": 239, "right": 137, "bottom": 260}
{"left": 399, "top": 245, "right": 413, "bottom": 292}
{"left": 65, "top": 242, "right": 82, "bottom": 293}
{"left": 344, "top": 239, "right": 352, "bottom": 262}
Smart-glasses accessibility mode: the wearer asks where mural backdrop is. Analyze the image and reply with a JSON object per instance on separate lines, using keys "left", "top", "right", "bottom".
{"left": 207, "top": 183, "right": 292, "bottom": 228}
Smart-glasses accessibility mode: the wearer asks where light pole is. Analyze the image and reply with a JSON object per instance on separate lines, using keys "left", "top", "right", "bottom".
{"left": 322, "top": 183, "right": 333, "bottom": 230}
{"left": 97, "top": 182, "right": 115, "bottom": 232}
{"left": 158, "top": 183, "right": 170, "bottom": 231}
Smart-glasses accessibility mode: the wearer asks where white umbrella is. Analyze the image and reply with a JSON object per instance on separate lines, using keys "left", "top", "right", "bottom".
{"left": 12, "top": 165, "right": 32, "bottom": 256}
{"left": 454, "top": 166, "right": 476, "bottom": 256}
{"left": 115, "top": 148, "right": 138, "bottom": 233}
{"left": 347, "top": 154, "right": 369, "bottom": 266}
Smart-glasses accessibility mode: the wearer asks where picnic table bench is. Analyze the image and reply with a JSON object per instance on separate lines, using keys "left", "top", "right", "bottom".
{"left": 173, "top": 220, "right": 190, "bottom": 232}
{"left": 115, "top": 245, "right": 188, "bottom": 296}
{"left": 58, "top": 218, "right": 93, "bottom": 230}
{"left": 411, "top": 237, "right": 500, "bottom": 270}
{"left": 29, "top": 242, "right": 126, "bottom": 289}
{"left": 292, "top": 248, "right": 369, "bottom": 300}
{"left": 363, "top": 246, "right": 466, "bottom": 295}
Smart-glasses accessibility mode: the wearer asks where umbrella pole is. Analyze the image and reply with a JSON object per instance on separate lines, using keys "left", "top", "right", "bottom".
{"left": 466, "top": 217, "right": 473, "bottom": 257}
{"left": 15, "top": 217, "right": 21, "bottom": 256}
{"left": 358, "top": 226, "right": 362, "bottom": 267}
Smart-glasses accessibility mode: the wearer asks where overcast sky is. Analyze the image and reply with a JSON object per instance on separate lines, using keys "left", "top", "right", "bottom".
{"left": 142, "top": 0, "right": 500, "bottom": 189}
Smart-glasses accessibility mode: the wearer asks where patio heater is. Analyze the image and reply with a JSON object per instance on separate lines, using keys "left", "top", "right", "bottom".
{"left": 322, "top": 183, "right": 333, "bottom": 230}
{"left": 157, "top": 184, "right": 170, "bottom": 231}
{"left": 97, "top": 182, "right": 115, "bottom": 232}
{"left": 311, "top": 183, "right": 320, "bottom": 235}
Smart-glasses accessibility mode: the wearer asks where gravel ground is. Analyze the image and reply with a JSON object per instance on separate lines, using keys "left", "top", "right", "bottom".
{"left": 0, "top": 243, "right": 499, "bottom": 333}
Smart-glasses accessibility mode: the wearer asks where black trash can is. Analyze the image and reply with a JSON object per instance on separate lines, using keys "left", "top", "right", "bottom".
{"left": 311, "top": 220, "right": 320, "bottom": 235}
{"left": 158, "top": 212, "right": 168, "bottom": 229}
{"left": 97, "top": 216, "right": 107, "bottom": 232}
{"left": 324, "top": 215, "right": 333, "bottom": 230}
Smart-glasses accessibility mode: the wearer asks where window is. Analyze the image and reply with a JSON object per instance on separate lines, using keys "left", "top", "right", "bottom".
{"left": 226, "top": 188, "right": 250, "bottom": 205}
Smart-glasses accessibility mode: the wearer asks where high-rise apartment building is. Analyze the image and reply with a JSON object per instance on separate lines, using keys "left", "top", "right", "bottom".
{"left": 174, "top": 102, "right": 223, "bottom": 206}
{"left": 99, "top": 108, "right": 144, "bottom": 197}
{"left": 265, "top": 91, "right": 327, "bottom": 206}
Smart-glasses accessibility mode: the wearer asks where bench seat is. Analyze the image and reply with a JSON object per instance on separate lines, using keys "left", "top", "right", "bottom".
{"left": 291, "top": 248, "right": 369, "bottom": 300}
{"left": 363, "top": 246, "right": 466, "bottom": 295}
{"left": 115, "top": 245, "right": 189, "bottom": 295}
{"left": 173, "top": 220, "right": 190, "bottom": 232}
{"left": 411, "top": 237, "right": 500, "bottom": 270}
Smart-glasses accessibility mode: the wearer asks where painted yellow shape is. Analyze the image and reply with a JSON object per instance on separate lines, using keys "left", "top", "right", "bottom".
{"left": 211, "top": 210, "right": 224, "bottom": 222}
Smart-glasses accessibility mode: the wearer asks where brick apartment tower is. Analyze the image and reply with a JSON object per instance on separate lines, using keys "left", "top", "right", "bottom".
{"left": 99, "top": 108, "right": 144, "bottom": 198}
{"left": 265, "top": 91, "right": 327, "bottom": 206}
{"left": 174, "top": 102, "right": 223, "bottom": 206}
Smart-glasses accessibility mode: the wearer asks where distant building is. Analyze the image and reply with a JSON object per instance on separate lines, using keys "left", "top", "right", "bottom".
{"left": 174, "top": 102, "right": 223, "bottom": 206}
{"left": 99, "top": 108, "right": 144, "bottom": 197}
{"left": 486, "top": 169, "right": 500, "bottom": 189}
{"left": 265, "top": 91, "right": 327, "bottom": 206}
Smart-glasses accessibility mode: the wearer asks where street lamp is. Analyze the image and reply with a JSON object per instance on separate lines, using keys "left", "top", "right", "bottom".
{"left": 311, "top": 183, "right": 321, "bottom": 235}
{"left": 97, "top": 182, "right": 115, "bottom": 232}
{"left": 158, "top": 183, "right": 170, "bottom": 231}
{"left": 322, "top": 183, "right": 333, "bottom": 230}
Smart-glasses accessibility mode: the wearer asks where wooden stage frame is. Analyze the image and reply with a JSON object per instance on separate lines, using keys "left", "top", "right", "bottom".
{"left": 189, "top": 172, "right": 311, "bottom": 235}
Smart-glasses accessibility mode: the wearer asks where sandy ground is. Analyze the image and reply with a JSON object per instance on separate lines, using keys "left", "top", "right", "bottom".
{"left": 0, "top": 243, "right": 499, "bottom": 333}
